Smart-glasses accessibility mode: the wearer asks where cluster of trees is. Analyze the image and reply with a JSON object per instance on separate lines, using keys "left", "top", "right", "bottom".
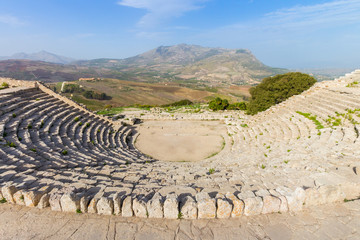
{"left": 83, "top": 90, "right": 110, "bottom": 100}
{"left": 62, "top": 84, "right": 110, "bottom": 100}
{"left": 208, "top": 72, "right": 316, "bottom": 115}
{"left": 161, "top": 99, "right": 193, "bottom": 107}
{"left": 62, "top": 84, "right": 82, "bottom": 93}
{"left": 208, "top": 97, "right": 247, "bottom": 111}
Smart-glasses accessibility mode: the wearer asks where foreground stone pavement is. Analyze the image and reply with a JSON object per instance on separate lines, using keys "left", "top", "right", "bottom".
{"left": 0, "top": 200, "right": 359, "bottom": 240}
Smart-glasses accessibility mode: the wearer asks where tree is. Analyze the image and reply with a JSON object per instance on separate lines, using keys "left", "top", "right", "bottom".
{"left": 227, "top": 102, "right": 248, "bottom": 110}
{"left": 208, "top": 97, "right": 229, "bottom": 111}
{"left": 247, "top": 72, "right": 317, "bottom": 115}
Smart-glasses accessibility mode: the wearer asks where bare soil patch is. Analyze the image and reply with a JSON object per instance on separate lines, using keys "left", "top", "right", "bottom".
{"left": 135, "top": 120, "right": 227, "bottom": 162}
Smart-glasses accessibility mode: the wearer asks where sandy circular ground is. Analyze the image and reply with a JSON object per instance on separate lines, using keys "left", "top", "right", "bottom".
{"left": 135, "top": 120, "right": 227, "bottom": 162}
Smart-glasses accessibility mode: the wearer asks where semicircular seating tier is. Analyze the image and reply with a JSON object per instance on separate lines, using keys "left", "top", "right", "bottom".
{"left": 0, "top": 71, "right": 360, "bottom": 219}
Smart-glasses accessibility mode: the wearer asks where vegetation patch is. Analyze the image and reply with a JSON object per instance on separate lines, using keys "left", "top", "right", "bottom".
{"left": 61, "top": 149, "right": 68, "bottom": 155}
{"left": 161, "top": 99, "right": 193, "bottom": 107}
{"left": 62, "top": 83, "right": 111, "bottom": 100}
{"left": 6, "top": 141, "right": 16, "bottom": 148}
{"left": 247, "top": 72, "right": 317, "bottom": 115}
{"left": 296, "top": 111, "right": 324, "bottom": 129}
{"left": 208, "top": 97, "right": 248, "bottom": 111}
{"left": 346, "top": 81, "right": 359, "bottom": 87}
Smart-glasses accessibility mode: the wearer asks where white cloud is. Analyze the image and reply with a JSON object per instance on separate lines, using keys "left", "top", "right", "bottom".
{"left": 207, "top": 0, "right": 360, "bottom": 43}
{"left": 263, "top": 0, "right": 360, "bottom": 30}
{"left": 189, "top": 0, "right": 360, "bottom": 68}
{"left": 0, "top": 14, "right": 24, "bottom": 26}
{"left": 118, "top": 0, "right": 206, "bottom": 27}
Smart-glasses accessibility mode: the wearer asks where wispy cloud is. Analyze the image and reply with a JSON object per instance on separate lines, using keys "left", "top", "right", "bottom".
{"left": 118, "top": 0, "right": 206, "bottom": 27}
{"left": 204, "top": 0, "right": 360, "bottom": 43}
{"left": 0, "top": 14, "right": 25, "bottom": 26}
{"left": 191, "top": 0, "right": 360, "bottom": 68}
{"left": 263, "top": 0, "right": 360, "bottom": 30}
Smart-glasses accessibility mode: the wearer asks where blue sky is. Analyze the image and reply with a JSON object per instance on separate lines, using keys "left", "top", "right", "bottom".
{"left": 0, "top": 0, "right": 359, "bottom": 68}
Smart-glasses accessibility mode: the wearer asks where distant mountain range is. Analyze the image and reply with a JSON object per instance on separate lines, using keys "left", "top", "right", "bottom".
{"left": 1, "top": 44, "right": 287, "bottom": 84}
{"left": 0, "top": 50, "right": 75, "bottom": 64}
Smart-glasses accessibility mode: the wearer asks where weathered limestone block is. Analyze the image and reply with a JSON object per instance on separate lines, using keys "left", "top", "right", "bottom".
{"left": 196, "top": 192, "right": 216, "bottom": 219}
{"left": 243, "top": 197, "right": 263, "bottom": 216}
{"left": 97, "top": 197, "right": 114, "bottom": 215}
{"left": 60, "top": 193, "right": 80, "bottom": 213}
{"left": 164, "top": 193, "right": 179, "bottom": 219}
{"left": 122, "top": 195, "right": 133, "bottom": 217}
{"left": 13, "top": 190, "right": 25, "bottom": 205}
{"left": 261, "top": 195, "right": 281, "bottom": 214}
{"left": 80, "top": 196, "right": 89, "bottom": 213}
{"left": 276, "top": 186, "right": 305, "bottom": 212}
{"left": 255, "top": 189, "right": 270, "bottom": 198}
{"left": 23, "top": 190, "right": 44, "bottom": 207}
{"left": 113, "top": 193, "right": 125, "bottom": 215}
{"left": 269, "top": 189, "right": 288, "bottom": 213}
{"left": 87, "top": 198, "right": 99, "bottom": 213}
{"left": 318, "top": 185, "right": 345, "bottom": 204}
{"left": 305, "top": 185, "right": 345, "bottom": 206}
{"left": 49, "top": 193, "right": 62, "bottom": 211}
{"left": 216, "top": 194, "right": 232, "bottom": 219}
{"left": 180, "top": 195, "right": 197, "bottom": 219}
{"left": 37, "top": 193, "right": 50, "bottom": 209}
{"left": 133, "top": 197, "right": 148, "bottom": 218}
{"left": 1, "top": 185, "right": 17, "bottom": 204}
{"left": 339, "top": 183, "right": 360, "bottom": 200}
{"left": 147, "top": 192, "right": 163, "bottom": 218}
{"left": 237, "top": 190, "right": 255, "bottom": 200}
{"left": 225, "top": 192, "right": 244, "bottom": 217}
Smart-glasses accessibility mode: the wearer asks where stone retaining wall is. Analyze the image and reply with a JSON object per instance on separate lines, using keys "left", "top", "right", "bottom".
{"left": 0, "top": 78, "right": 36, "bottom": 88}
{"left": 1, "top": 182, "right": 359, "bottom": 218}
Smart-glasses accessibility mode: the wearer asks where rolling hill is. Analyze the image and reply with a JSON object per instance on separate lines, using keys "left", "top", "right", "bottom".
{"left": 0, "top": 50, "right": 75, "bottom": 64}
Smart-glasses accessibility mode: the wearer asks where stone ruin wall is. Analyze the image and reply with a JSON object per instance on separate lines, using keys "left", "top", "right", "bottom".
{"left": 0, "top": 77, "right": 37, "bottom": 88}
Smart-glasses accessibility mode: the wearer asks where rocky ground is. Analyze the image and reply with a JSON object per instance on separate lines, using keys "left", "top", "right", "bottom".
{"left": 1, "top": 199, "right": 359, "bottom": 240}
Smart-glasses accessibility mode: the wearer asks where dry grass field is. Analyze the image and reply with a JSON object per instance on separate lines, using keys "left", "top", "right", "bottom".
{"left": 50, "top": 78, "right": 250, "bottom": 110}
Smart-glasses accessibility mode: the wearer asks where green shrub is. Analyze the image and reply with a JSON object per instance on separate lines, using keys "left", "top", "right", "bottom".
{"left": 12, "top": 113, "right": 16, "bottom": 118}
{"left": 208, "top": 97, "right": 229, "bottom": 111}
{"left": 208, "top": 168, "right": 215, "bottom": 174}
{"left": 74, "top": 117, "right": 80, "bottom": 122}
{"left": 1, "top": 82, "right": 9, "bottom": 88}
{"left": 161, "top": 99, "right": 193, "bottom": 107}
{"left": 296, "top": 111, "right": 324, "bottom": 129}
{"left": 6, "top": 141, "right": 16, "bottom": 147}
{"left": 61, "top": 149, "right": 68, "bottom": 155}
{"left": 27, "top": 124, "right": 32, "bottom": 129}
{"left": 247, "top": 72, "right": 317, "bottom": 115}
{"left": 227, "top": 102, "right": 248, "bottom": 110}
{"left": 30, "top": 148, "right": 36, "bottom": 152}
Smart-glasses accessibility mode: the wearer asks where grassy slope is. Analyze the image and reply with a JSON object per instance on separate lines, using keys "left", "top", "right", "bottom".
{"left": 49, "top": 78, "right": 250, "bottom": 111}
